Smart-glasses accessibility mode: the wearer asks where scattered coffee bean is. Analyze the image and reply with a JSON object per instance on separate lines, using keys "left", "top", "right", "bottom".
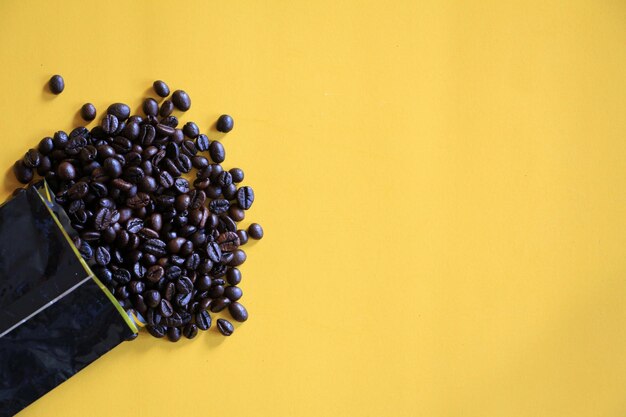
{"left": 81, "top": 103, "right": 97, "bottom": 121}
{"left": 195, "top": 310, "right": 212, "bottom": 331}
{"left": 49, "top": 75, "right": 64, "bottom": 94}
{"left": 216, "top": 318, "right": 234, "bottom": 336}
{"left": 107, "top": 103, "right": 131, "bottom": 121}
{"left": 208, "top": 141, "right": 225, "bottom": 163}
{"left": 216, "top": 114, "right": 234, "bottom": 133}
{"left": 153, "top": 80, "right": 170, "bottom": 97}
{"left": 228, "top": 302, "right": 248, "bottom": 322}
{"left": 159, "top": 99, "right": 174, "bottom": 117}
{"left": 183, "top": 323, "right": 198, "bottom": 339}
{"left": 171, "top": 90, "right": 191, "bottom": 111}
{"left": 143, "top": 98, "right": 159, "bottom": 116}
{"left": 248, "top": 223, "right": 264, "bottom": 240}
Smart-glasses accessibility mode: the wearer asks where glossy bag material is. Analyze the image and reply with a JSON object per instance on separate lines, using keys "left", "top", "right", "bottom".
{"left": 0, "top": 184, "right": 137, "bottom": 417}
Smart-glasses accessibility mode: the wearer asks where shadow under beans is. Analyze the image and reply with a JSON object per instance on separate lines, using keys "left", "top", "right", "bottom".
{"left": 40, "top": 82, "right": 58, "bottom": 102}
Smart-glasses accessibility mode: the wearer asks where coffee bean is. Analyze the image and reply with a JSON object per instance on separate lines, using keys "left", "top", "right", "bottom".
{"left": 78, "top": 241, "right": 93, "bottom": 259}
{"left": 167, "top": 326, "right": 182, "bottom": 342}
{"left": 57, "top": 161, "right": 76, "bottom": 180}
{"left": 142, "top": 238, "right": 167, "bottom": 257}
{"left": 95, "top": 246, "right": 111, "bottom": 265}
{"left": 216, "top": 318, "right": 234, "bottom": 336}
{"left": 174, "top": 178, "right": 190, "bottom": 194}
{"left": 107, "top": 103, "right": 131, "bottom": 121}
{"left": 147, "top": 324, "right": 166, "bottom": 338}
{"left": 23, "top": 149, "right": 41, "bottom": 168}
{"left": 146, "top": 265, "right": 164, "bottom": 283}
{"left": 182, "top": 122, "right": 199, "bottom": 139}
{"left": 176, "top": 276, "right": 194, "bottom": 295}
{"left": 229, "top": 168, "right": 244, "bottom": 183}
{"left": 178, "top": 154, "right": 193, "bottom": 173}
{"left": 104, "top": 157, "right": 123, "bottom": 178}
{"left": 216, "top": 114, "right": 234, "bottom": 133}
{"left": 158, "top": 299, "right": 174, "bottom": 317}
{"left": 209, "top": 296, "right": 231, "bottom": 313}
{"left": 139, "top": 124, "right": 156, "bottom": 146}
{"left": 219, "top": 215, "right": 238, "bottom": 233}
{"left": 195, "top": 134, "right": 210, "bottom": 152}
{"left": 206, "top": 241, "right": 222, "bottom": 263}
{"left": 224, "top": 286, "right": 243, "bottom": 301}
{"left": 153, "top": 80, "right": 170, "bottom": 97}
{"left": 113, "top": 268, "right": 131, "bottom": 284}
{"left": 209, "top": 199, "right": 230, "bottom": 214}
{"left": 129, "top": 280, "right": 145, "bottom": 294}
{"left": 102, "top": 114, "right": 119, "bottom": 135}
{"left": 13, "top": 160, "right": 33, "bottom": 184}
{"left": 183, "top": 323, "right": 198, "bottom": 339}
{"left": 159, "top": 99, "right": 174, "bottom": 117}
{"left": 132, "top": 262, "right": 147, "bottom": 278}
{"left": 143, "top": 98, "right": 159, "bottom": 116}
{"left": 208, "top": 141, "right": 225, "bottom": 163}
{"left": 208, "top": 284, "right": 224, "bottom": 299}
{"left": 38, "top": 137, "right": 54, "bottom": 155}
{"left": 226, "top": 268, "right": 242, "bottom": 285}
{"left": 228, "top": 302, "right": 248, "bottom": 322}
{"left": 217, "top": 232, "right": 240, "bottom": 252}
{"left": 248, "top": 223, "right": 264, "bottom": 240}
{"left": 49, "top": 75, "right": 64, "bottom": 94}
{"left": 229, "top": 206, "right": 245, "bottom": 222}
{"left": 236, "top": 186, "right": 255, "bottom": 210}
{"left": 146, "top": 308, "right": 162, "bottom": 326}
{"left": 132, "top": 294, "right": 148, "bottom": 315}
{"left": 171, "top": 90, "right": 191, "bottom": 111}
{"left": 165, "top": 265, "right": 182, "bottom": 280}
{"left": 53, "top": 130, "right": 69, "bottom": 149}
{"left": 195, "top": 310, "right": 212, "bottom": 331}
{"left": 94, "top": 207, "right": 114, "bottom": 230}
{"left": 229, "top": 249, "right": 247, "bottom": 266}
{"left": 156, "top": 123, "right": 176, "bottom": 137}
{"left": 81, "top": 103, "right": 97, "bottom": 121}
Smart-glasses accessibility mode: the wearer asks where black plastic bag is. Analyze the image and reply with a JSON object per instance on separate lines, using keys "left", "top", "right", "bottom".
{"left": 0, "top": 183, "right": 137, "bottom": 417}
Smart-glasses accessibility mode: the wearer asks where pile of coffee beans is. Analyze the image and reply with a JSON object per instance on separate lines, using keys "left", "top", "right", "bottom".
{"left": 13, "top": 79, "right": 263, "bottom": 341}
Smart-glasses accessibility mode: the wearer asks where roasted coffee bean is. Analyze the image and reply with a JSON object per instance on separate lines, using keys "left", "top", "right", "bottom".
{"left": 217, "top": 232, "right": 240, "bottom": 252}
{"left": 165, "top": 265, "right": 182, "bottom": 280}
{"left": 107, "top": 103, "right": 131, "bottom": 121}
{"left": 177, "top": 154, "right": 193, "bottom": 173}
{"left": 171, "top": 90, "right": 191, "bottom": 111}
{"left": 129, "top": 280, "right": 145, "bottom": 294}
{"left": 183, "top": 323, "right": 198, "bottom": 339}
{"left": 23, "top": 149, "right": 41, "bottom": 168}
{"left": 48, "top": 75, "right": 64, "bottom": 94}
{"left": 248, "top": 223, "right": 264, "bottom": 240}
{"left": 139, "top": 124, "right": 156, "bottom": 146}
{"left": 142, "top": 238, "right": 167, "bottom": 257}
{"left": 146, "top": 308, "right": 162, "bottom": 326}
{"left": 57, "top": 161, "right": 76, "bottom": 180}
{"left": 185, "top": 253, "right": 200, "bottom": 270}
{"left": 176, "top": 276, "right": 194, "bottom": 294}
{"left": 132, "top": 294, "right": 148, "bottom": 315}
{"left": 216, "top": 114, "right": 234, "bottom": 133}
{"left": 195, "top": 135, "right": 210, "bottom": 153}
{"left": 229, "top": 168, "right": 244, "bottom": 183}
{"left": 229, "top": 249, "right": 247, "bottom": 266}
{"left": 206, "top": 241, "right": 222, "bottom": 263}
{"left": 156, "top": 123, "right": 176, "bottom": 137}
{"left": 208, "top": 284, "right": 225, "bottom": 299}
{"left": 228, "top": 302, "right": 248, "bottom": 322}
{"left": 216, "top": 318, "right": 234, "bottom": 336}
{"left": 122, "top": 122, "right": 140, "bottom": 141}
{"left": 38, "top": 137, "right": 54, "bottom": 155}
{"left": 209, "top": 296, "right": 231, "bottom": 313}
{"left": 112, "top": 136, "right": 132, "bottom": 153}
{"left": 113, "top": 268, "right": 131, "bottom": 284}
{"left": 174, "top": 292, "right": 192, "bottom": 308}
{"left": 146, "top": 265, "right": 164, "bottom": 283}
{"left": 236, "top": 186, "right": 255, "bottom": 210}
{"left": 163, "top": 157, "right": 182, "bottom": 177}
{"left": 196, "top": 274, "right": 212, "bottom": 291}
{"left": 147, "top": 324, "right": 166, "bottom": 338}
{"left": 95, "top": 246, "right": 111, "bottom": 265}
{"left": 219, "top": 215, "right": 238, "bottom": 233}
{"left": 13, "top": 161, "right": 34, "bottom": 184}
{"left": 81, "top": 103, "right": 97, "bottom": 121}
{"left": 229, "top": 206, "right": 245, "bottom": 222}
{"left": 126, "top": 218, "right": 144, "bottom": 233}
{"left": 124, "top": 166, "right": 145, "bottom": 183}
{"left": 53, "top": 130, "right": 69, "bottom": 149}
{"left": 195, "top": 310, "right": 212, "bottom": 331}
{"left": 232, "top": 231, "right": 248, "bottom": 249}
{"left": 208, "top": 141, "right": 225, "bottom": 163}
{"left": 104, "top": 157, "right": 123, "bottom": 178}
{"left": 209, "top": 199, "right": 230, "bottom": 214}
{"left": 127, "top": 192, "right": 150, "bottom": 209}
{"left": 224, "top": 286, "right": 243, "bottom": 301}
{"left": 144, "top": 290, "right": 161, "bottom": 308}
{"left": 216, "top": 171, "right": 232, "bottom": 187}
{"left": 143, "top": 98, "right": 159, "bottom": 116}
{"left": 183, "top": 122, "right": 199, "bottom": 138}
{"left": 132, "top": 262, "right": 147, "bottom": 278}
{"left": 159, "top": 99, "right": 174, "bottom": 117}
{"left": 94, "top": 207, "right": 114, "bottom": 230}
{"left": 158, "top": 298, "right": 174, "bottom": 317}
{"left": 226, "top": 268, "right": 242, "bottom": 285}
{"left": 153, "top": 80, "right": 170, "bottom": 97}
{"left": 173, "top": 178, "right": 190, "bottom": 194}
{"left": 167, "top": 326, "right": 182, "bottom": 342}
{"left": 78, "top": 241, "right": 93, "bottom": 259}
{"left": 167, "top": 237, "right": 186, "bottom": 254}
{"left": 221, "top": 252, "right": 235, "bottom": 265}
{"left": 223, "top": 184, "right": 239, "bottom": 201}
{"left": 102, "top": 114, "right": 119, "bottom": 135}
{"left": 138, "top": 227, "right": 159, "bottom": 240}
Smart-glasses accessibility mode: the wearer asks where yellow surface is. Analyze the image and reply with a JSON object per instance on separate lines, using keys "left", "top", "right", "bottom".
{"left": 1, "top": 1, "right": 625, "bottom": 416}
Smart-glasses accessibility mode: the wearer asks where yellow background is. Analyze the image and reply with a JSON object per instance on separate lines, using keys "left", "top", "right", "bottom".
{"left": 1, "top": 1, "right": 625, "bottom": 416}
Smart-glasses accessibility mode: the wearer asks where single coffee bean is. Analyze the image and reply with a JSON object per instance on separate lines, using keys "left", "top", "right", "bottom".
{"left": 173, "top": 178, "right": 190, "bottom": 194}
{"left": 38, "top": 137, "right": 54, "bottom": 155}
{"left": 94, "top": 207, "right": 114, "bottom": 230}
{"left": 209, "top": 199, "right": 230, "bottom": 214}
{"left": 103, "top": 157, "right": 123, "bottom": 178}
{"left": 208, "top": 284, "right": 225, "bottom": 299}
{"left": 53, "top": 130, "right": 69, "bottom": 149}
{"left": 167, "top": 326, "right": 182, "bottom": 342}
{"left": 171, "top": 90, "right": 191, "bottom": 111}
{"left": 146, "top": 265, "right": 164, "bottom": 283}
{"left": 248, "top": 223, "right": 264, "bottom": 240}
{"left": 153, "top": 80, "right": 170, "bottom": 97}
{"left": 236, "top": 186, "right": 255, "bottom": 210}
{"left": 112, "top": 268, "right": 131, "bottom": 284}
{"left": 183, "top": 323, "right": 198, "bottom": 339}
{"left": 224, "top": 286, "right": 243, "bottom": 301}
{"left": 107, "top": 103, "right": 131, "bottom": 121}
{"left": 13, "top": 160, "right": 33, "bottom": 184}
{"left": 206, "top": 241, "right": 222, "bottom": 263}
{"left": 142, "top": 238, "right": 167, "bottom": 257}
{"left": 228, "top": 302, "right": 248, "bottom": 322}
{"left": 182, "top": 121, "right": 199, "bottom": 139}
{"left": 80, "top": 103, "right": 97, "bottom": 121}
{"left": 229, "top": 168, "right": 244, "bottom": 183}
{"left": 146, "top": 308, "right": 162, "bottom": 326}
{"left": 221, "top": 182, "right": 236, "bottom": 201}
{"left": 147, "top": 324, "right": 165, "bottom": 338}
{"left": 143, "top": 98, "right": 159, "bottom": 116}
{"left": 102, "top": 114, "right": 119, "bottom": 135}
{"left": 156, "top": 123, "right": 176, "bottom": 137}
{"left": 23, "top": 149, "right": 41, "bottom": 168}
{"left": 57, "top": 161, "right": 76, "bottom": 180}
{"left": 229, "top": 249, "right": 247, "bottom": 266}
{"left": 48, "top": 75, "right": 64, "bottom": 94}
{"left": 132, "top": 294, "right": 148, "bottom": 315}
{"left": 195, "top": 310, "right": 212, "bottom": 331}
{"left": 195, "top": 134, "right": 210, "bottom": 152}
{"left": 226, "top": 268, "right": 242, "bottom": 285}
{"left": 216, "top": 318, "right": 234, "bottom": 336}
{"left": 95, "top": 246, "right": 111, "bottom": 265}
{"left": 208, "top": 141, "right": 225, "bottom": 163}
{"left": 165, "top": 265, "right": 182, "bottom": 280}
{"left": 158, "top": 298, "right": 174, "bottom": 317}
{"left": 128, "top": 280, "right": 145, "bottom": 294}
{"left": 177, "top": 154, "right": 193, "bottom": 173}
{"left": 139, "top": 124, "right": 156, "bottom": 146}
{"left": 159, "top": 99, "right": 174, "bottom": 117}
{"left": 216, "top": 114, "right": 234, "bottom": 133}
{"left": 229, "top": 206, "right": 245, "bottom": 222}
{"left": 217, "top": 231, "right": 240, "bottom": 252}
{"left": 209, "top": 296, "right": 231, "bottom": 313}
